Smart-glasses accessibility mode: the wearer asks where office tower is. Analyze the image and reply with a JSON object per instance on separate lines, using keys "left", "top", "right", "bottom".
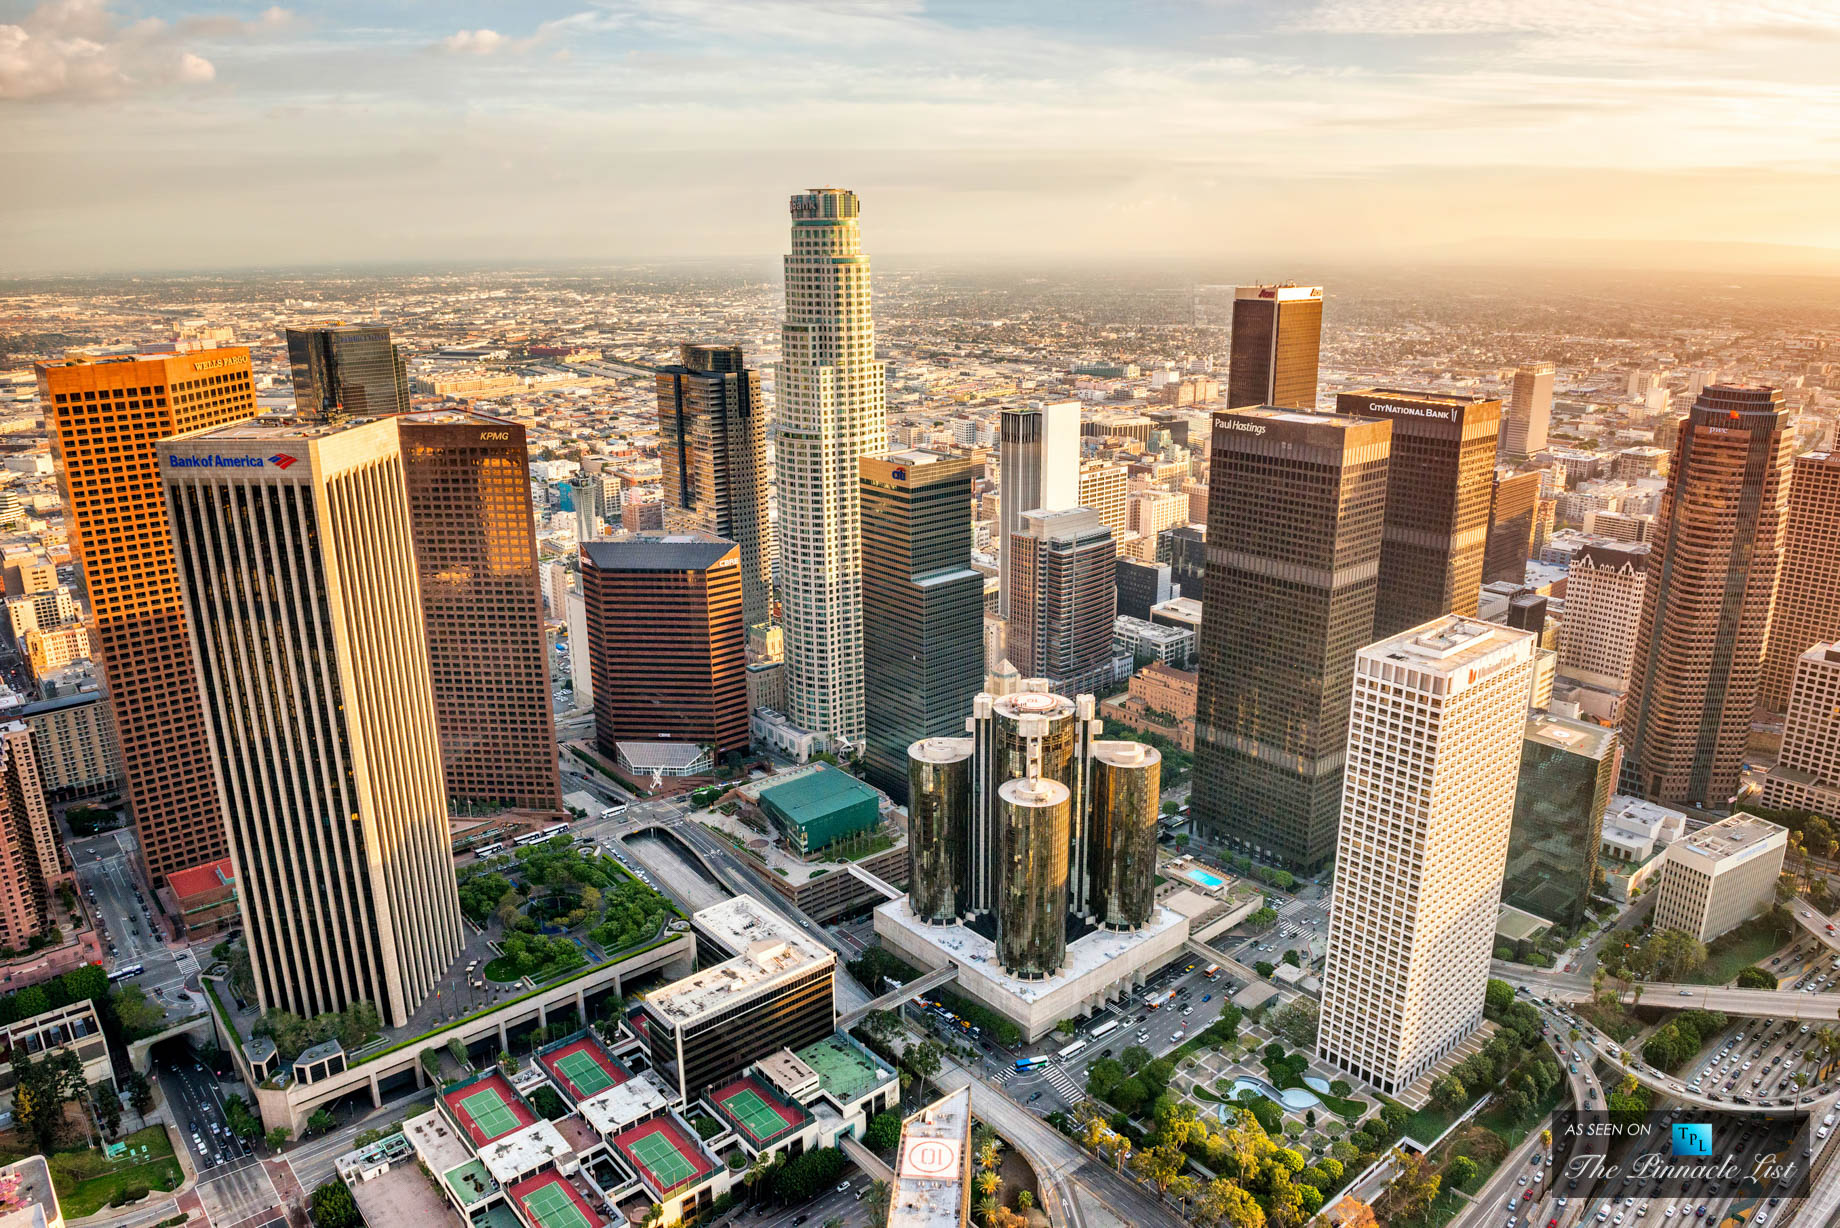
{"left": 1557, "top": 542, "right": 1650, "bottom": 692}
{"left": 1194, "top": 408, "right": 1392, "bottom": 873}
{"left": 285, "top": 322, "right": 409, "bottom": 420}
{"left": 569, "top": 476, "right": 606, "bottom": 543}
{"left": 1652, "top": 814, "right": 1787, "bottom": 943}
{"left": 1166, "top": 524, "right": 1206, "bottom": 599}
{"left": 566, "top": 582, "right": 594, "bottom": 705}
{"left": 1761, "top": 452, "right": 1840, "bottom": 713}
{"left": 1761, "top": 644, "right": 1840, "bottom": 821}
{"left": 1318, "top": 618, "right": 1535, "bottom": 1094}
{"left": 582, "top": 532, "right": 749, "bottom": 759}
{"left": 1625, "top": 385, "right": 1794, "bottom": 804}
{"left": 998, "top": 403, "right": 1080, "bottom": 618}
{"left": 1125, "top": 489, "right": 1186, "bottom": 561}
{"left": 161, "top": 418, "right": 465, "bottom": 1027}
{"left": 1501, "top": 363, "right": 1554, "bottom": 457}
{"left": 1227, "top": 284, "right": 1323, "bottom": 410}
{"left": 1335, "top": 389, "right": 1501, "bottom": 634}
{"left": 1505, "top": 590, "right": 1548, "bottom": 635}
{"left": 399, "top": 411, "right": 561, "bottom": 812}
{"left": 778, "top": 189, "right": 886, "bottom": 745}
{"left": 1076, "top": 460, "right": 1129, "bottom": 539}
{"left": 860, "top": 453, "right": 984, "bottom": 802}
{"left": 656, "top": 344, "right": 776, "bottom": 631}
{"left": 904, "top": 681, "right": 1161, "bottom": 977}
{"left": 37, "top": 349, "right": 255, "bottom": 883}
{"left": 0, "top": 723, "right": 59, "bottom": 951}
{"left": 1503, "top": 714, "right": 1619, "bottom": 933}
{"left": 1004, "top": 508, "right": 1117, "bottom": 695}
{"left": 1482, "top": 468, "right": 1544, "bottom": 585}
{"left": 1114, "top": 558, "right": 1171, "bottom": 621}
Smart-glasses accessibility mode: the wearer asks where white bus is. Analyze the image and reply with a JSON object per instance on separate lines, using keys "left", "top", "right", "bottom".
{"left": 1090, "top": 1018, "right": 1123, "bottom": 1041}
{"left": 1058, "top": 1039, "right": 1089, "bottom": 1060}
{"left": 107, "top": 963, "right": 144, "bottom": 982}
{"left": 515, "top": 823, "right": 571, "bottom": 847}
{"left": 474, "top": 842, "right": 504, "bottom": 858}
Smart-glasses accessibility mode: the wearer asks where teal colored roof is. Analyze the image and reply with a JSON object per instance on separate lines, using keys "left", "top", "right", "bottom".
{"left": 758, "top": 766, "right": 877, "bottom": 829}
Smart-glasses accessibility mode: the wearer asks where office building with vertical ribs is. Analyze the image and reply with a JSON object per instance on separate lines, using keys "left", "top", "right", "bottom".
{"left": 656, "top": 344, "right": 776, "bottom": 632}
{"left": 859, "top": 453, "right": 983, "bottom": 803}
{"left": 1501, "top": 363, "right": 1554, "bottom": 458}
{"left": 160, "top": 417, "right": 465, "bottom": 1028}
{"left": 1557, "top": 542, "right": 1650, "bottom": 694}
{"left": 1194, "top": 408, "right": 1392, "bottom": 873}
{"left": 1760, "top": 452, "right": 1840, "bottom": 713}
{"left": 1625, "top": 385, "right": 1794, "bottom": 805}
{"left": 998, "top": 403, "right": 1080, "bottom": 619}
{"left": 1483, "top": 468, "right": 1545, "bottom": 585}
{"left": 399, "top": 411, "right": 561, "bottom": 813}
{"left": 1336, "top": 388, "right": 1501, "bottom": 634}
{"left": 1761, "top": 644, "right": 1840, "bottom": 822}
{"left": 1227, "top": 284, "right": 1323, "bottom": 410}
{"left": 37, "top": 349, "right": 255, "bottom": 883}
{"left": 286, "top": 323, "right": 409, "bottom": 420}
{"left": 581, "top": 532, "right": 750, "bottom": 759}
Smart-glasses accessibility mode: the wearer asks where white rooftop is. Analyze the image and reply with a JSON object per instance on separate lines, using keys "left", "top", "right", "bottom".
{"left": 404, "top": 1109, "right": 476, "bottom": 1176}
{"left": 478, "top": 1119, "right": 574, "bottom": 1183}
{"left": 647, "top": 900, "right": 833, "bottom": 1028}
{"left": 888, "top": 1087, "right": 971, "bottom": 1228}
{"left": 578, "top": 1073, "right": 670, "bottom": 1138}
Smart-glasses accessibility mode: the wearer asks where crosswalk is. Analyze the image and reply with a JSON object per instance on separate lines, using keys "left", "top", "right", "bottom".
{"left": 996, "top": 1060, "right": 1083, "bottom": 1102}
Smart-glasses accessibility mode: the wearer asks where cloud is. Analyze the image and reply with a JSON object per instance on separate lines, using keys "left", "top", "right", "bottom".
{"left": 437, "top": 28, "right": 511, "bottom": 56}
{"left": 0, "top": 0, "right": 287, "bottom": 101}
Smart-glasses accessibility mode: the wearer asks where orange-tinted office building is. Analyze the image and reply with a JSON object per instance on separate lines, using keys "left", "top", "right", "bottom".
{"left": 1760, "top": 451, "right": 1840, "bottom": 714}
{"left": 36, "top": 350, "right": 255, "bottom": 883}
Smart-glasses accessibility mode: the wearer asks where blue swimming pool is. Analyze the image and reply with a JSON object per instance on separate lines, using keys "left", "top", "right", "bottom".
{"left": 1184, "top": 866, "right": 1227, "bottom": 889}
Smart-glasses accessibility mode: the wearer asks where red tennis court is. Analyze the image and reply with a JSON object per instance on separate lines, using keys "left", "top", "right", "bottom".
{"left": 443, "top": 1072, "right": 537, "bottom": 1146}
{"left": 612, "top": 1115, "right": 715, "bottom": 1196}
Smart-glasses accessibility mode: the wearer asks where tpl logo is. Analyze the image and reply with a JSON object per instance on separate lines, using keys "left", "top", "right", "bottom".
{"left": 268, "top": 453, "right": 298, "bottom": 470}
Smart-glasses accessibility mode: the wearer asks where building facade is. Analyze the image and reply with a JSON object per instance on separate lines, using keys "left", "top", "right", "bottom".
{"left": 1004, "top": 508, "right": 1118, "bottom": 696}
{"left": 777, "top": 189, "right": 886, "bottom": 747}
{"left": 161, "top": 418, "right": 466, "bottom": 1027}
{"left": 1760, "top": 452, "right": 1840, "bottom": 713}
{"left": 1114, "top": 558, "right": 1171, "bottom": 622}
{"left": 399, "top": 412, "right": 561, "bottom": 813}
{"left": 1761, "top": 643, "right": 1840, "bottom": 821}
{"left": 285, "top": 323, "right": 409, "bottom": 420}
{"left": 1335, "top": 388, "right": 1501, "bottom": 635}
{"left": 37, "top": 349, "right": 255, "bottom": 883}
{"left": 16, "top": 693, "right": 119, "bottom": 801}
{"left": 1076, "top": 460, "right": 1129, "bottom": 540}
{"left": 998, "top": 403, "right": 1080, "bottom": 620}
{"left": 1625, "top": 385, "right": 1794, "bottom": 805}
{"left": 1193, "top": 408, "right": 1392, "bottom": 873}
{"left": 1652, "top": 813, "right": 1788, "bottom": 943}
{"left": 1503, "top": 714, "right": 1619, "bottom": 934}
{"left": 1226, "top": 284, "right": 1323, "bottom": 410}
{"left": 0, "top": 723, "right": 59, "bottom": 951}
{"left": 859, "top": 453, "right": 983, "bottom": 802}
{"left": 655, "top": 344, "right": 776, "bottom": 632}
{"left": 1318, "top": 618, "right": 1536, "bottom": 1094}
{"left": 1501, "top": 363, "right": 1554, "bottom": 458}
{"left": 1556, "top": 542, "right": 1650, "bottom": 692}
{"left": 1482, "top": 468, "right": 1544, "bottom": 586}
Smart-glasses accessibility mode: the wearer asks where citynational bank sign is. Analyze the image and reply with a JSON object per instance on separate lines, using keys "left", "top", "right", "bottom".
{"left": 167, "top": 452, "right": 299, "bottom": 471}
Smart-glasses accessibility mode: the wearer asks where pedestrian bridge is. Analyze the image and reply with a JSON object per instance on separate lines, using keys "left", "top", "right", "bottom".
{"left": 837, "top": 964, "right": 959, "bottom": 1030}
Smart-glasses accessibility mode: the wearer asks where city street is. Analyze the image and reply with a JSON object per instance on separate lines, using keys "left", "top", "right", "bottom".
{"left": 66, "top": 829, "right": 204, "bottom": 1013}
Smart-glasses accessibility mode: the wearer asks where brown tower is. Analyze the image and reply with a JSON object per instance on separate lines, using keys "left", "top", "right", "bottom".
{"left": 399, "top": 411, "right": 562, "bottom": 812}
{"left": 1227, "top": 284, "right": 1323, "bottom": 410}
{"left": 1760, "top": 451, "right": 1840, "bottom": 713}
{"left": 1625, "top": 385, "right": 1794, "bottom": 804}
{"left": 37, "top": 350, "right": 254, "bottom": 882}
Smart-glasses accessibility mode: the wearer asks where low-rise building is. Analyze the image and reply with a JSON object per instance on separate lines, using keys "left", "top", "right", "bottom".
{"left": 1652, "top": 813, "right": 1788, "bottom": 943}
{"left": 0, "top": 1001, "right": 110, "bottom": 1115}
{"left": 164, "top": 857, "right": 238, "bottom": 937}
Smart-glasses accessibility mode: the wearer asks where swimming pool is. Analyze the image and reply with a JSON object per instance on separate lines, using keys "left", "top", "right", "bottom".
{"left": 1183, "top": 866, "right": 1227, "bottom": 889}
{"left": 1230, "top": 1075, "right": 1322, "bottom": 1112}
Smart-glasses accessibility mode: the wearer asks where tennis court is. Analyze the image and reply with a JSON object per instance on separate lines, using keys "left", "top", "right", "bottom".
{"left": 711, "top": 1076, "right": 805, "bottom": 1145}
{"left": 614, "top": 1118, "right": 714, "bottom": 1195}
{"left": 443, "top": 1073, "right": 537, "bottom": 1145}
{"left": 509, "top": 1173, "right": 604, "bottom": 1228}
{"left": 538, "top": 1036, "right": 629, "bottom": 1102}
{"left": 461, "top": 1088, "right": 520, "bottom": 1138}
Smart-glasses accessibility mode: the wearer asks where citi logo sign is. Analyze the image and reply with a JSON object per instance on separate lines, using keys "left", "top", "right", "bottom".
{"left": 269, "top": 453, "right": 299, "bottom": 470}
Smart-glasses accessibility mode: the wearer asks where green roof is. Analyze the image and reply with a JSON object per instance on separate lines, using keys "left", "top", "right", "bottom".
{"left": 758, "top": 766, "right": 879, "bottom": 852}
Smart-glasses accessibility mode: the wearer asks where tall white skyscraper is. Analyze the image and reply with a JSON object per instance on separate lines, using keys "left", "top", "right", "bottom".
{"left": 998, "top": 402, "right": 1080, "bottom": 619}
{"left": 1318, "top": 617, "right": 1536, "bottom": 1094}
{"left": 778, "top": 188, "right": 887, "bottom": 744}
{"left": 1502, "top": 362, "right": 1554, "bottom": 458}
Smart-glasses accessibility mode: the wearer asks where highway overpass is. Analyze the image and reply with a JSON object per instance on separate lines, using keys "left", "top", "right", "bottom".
{"left": 1788, "top": 897, "right": 1840, "bottom": 955}
{"left": 1494, "top": 963, "right": 1840, "bottom": 1021}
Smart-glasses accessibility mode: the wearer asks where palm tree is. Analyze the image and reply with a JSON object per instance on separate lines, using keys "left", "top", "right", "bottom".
{"left": 976, "top": 1138, "right": 1004, "bottom": 1171}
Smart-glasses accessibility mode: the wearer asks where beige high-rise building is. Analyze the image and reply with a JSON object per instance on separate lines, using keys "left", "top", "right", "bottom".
{"left": 1760, "top": 452, "right": 1840, "bottom": 713}
{"left": 1557, "top": 542, "right": 1650, "bottom": 692}
{"left": 1762, "top": 643, "right": 1840, "bottom": 822}
{"left": 160, "top": 418, "right": 465, "bottom": 1028}
{"left": 1125, "top": 489, "right": 1186, "bottom": 562}
{"left": 1319, "top": 617, "right": 1536, "bottom": 1094}
{"left": 1501, "top": 363, "right": 1554, "bottom": 458}
{"left": 1076, "top": 460, "right": 1128, "bottom": 539}
{"left": 0, "top": 722, "right": 62, "bottom": 952}
{"left": 1652, "top": 813, "right": 1787, "bottom": 943}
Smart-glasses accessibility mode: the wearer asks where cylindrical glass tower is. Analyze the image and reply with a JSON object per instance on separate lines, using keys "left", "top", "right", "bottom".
{"left": 907, "top": 737, "right": 974, "bottom": 924}
{"left": 1087, "top": 741, "right": 1163, "bottom": 930}
{"left": 996, "top": 776, "right": 1070, "bottom": 979}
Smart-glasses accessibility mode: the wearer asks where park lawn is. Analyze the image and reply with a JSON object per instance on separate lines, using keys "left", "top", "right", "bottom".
{"left": 50, "top": 1126, "right": 183, "bottom": 1218}
{"left": 1575, "top": 1002, "right": 1643, "bottom": 1043}
{"left": 1395, "top": 1095, "right": 1472, "bottom": 1145}
{"left": 1691, "top": 914, "right": 1795, "bottom": 986}
{"left": 482, "top": 953, "right": 583, "bottom": 984}
{"left": 1387, "top": 1185, "right": 1469, "bottom": 1228}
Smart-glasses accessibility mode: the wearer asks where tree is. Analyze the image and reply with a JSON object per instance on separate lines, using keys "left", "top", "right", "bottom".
{"left": 864, "top": 1111, "right": 901, "bottom": 1154}
{"left": 1130, "top": 1141, "right": 1187, "bottom": 1193}
{"left": 309, "top": 1180, "right": 361, "bottom": 1228}
{"left": 1447, "top": 1154, "right": 1480, "bottom": 1188}
{"left": 111, "top": 985, "right": 167, "bottom": 1038}
{"left": 1484, "top": 978, "right": 1516, "bottom": 1016}
{"left": 1270, "top": 998, "right": 1320, "bottom": 1050}
{"left": 1430, "top": 1074, "right": 1468, "bottom": 1112}
{"left": 267, "top": 1125, "right": 292, "bottom": 1151}
{"left": 1377, "top": 1149, "right": 1441, "bottom": 1224}
{"left": 1056, "top": 1018, "right": 1077, "bottom": 1036}
{"left": 307, "top": 1109, "right": 337, "bottom": 1136}
{"left": 92, "top": 1080, "right": 123, "bottom": 1136}
{"left": 1645, "top": 929, "right": 1708, "bottom": 982}
{"left": 1281, "top": 949, "right": 1301, "bottom": 968}
{"left": 1196, "top": 1177, "right": 1265, "bottom": 1228}
{"left": 902, "top": 1040, "right": 943, "bottom": 1096}
{"left": 1734, "top": 966, "right": 1777, "bottom": 989}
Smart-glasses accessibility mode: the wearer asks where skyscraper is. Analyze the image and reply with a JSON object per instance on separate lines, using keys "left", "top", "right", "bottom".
{"left": 1318, "top": 618, "right": 1535, "bottom": 1094}
{"left": 0, "top": 723, "right": 59, "bottom": 952}
{"left": 860, "top": 453, "right": 984, "bottom": 802}
{"left": 37, "top": 349, "right": 256, "bottom": 883}
{"left": 778, "top": 189, "right": 886, "bottom": 746}
{"left": 285, "top": 322, "right": 409, "bottom": 420}
{"left": 581, "top": 532, "right": 750, "bottom": 759}
{"left": 1335, "top": 389, "right": 1501, "bottom": 635}
{"left": 1556, "top": 542, "right": 1651, "bottom": 693}
{"left": 1761, "top": 643, "right": 1840, "bottom": 822}
{"left": 1004, "top": 508, "right": 1117, "bottom": 696}
{"left": 1482, "top": 468, "right": 1544, "bottom": 585}
{"left": 1194, "top": 408, "right": 1392, "bottom": 873}
{"left": 1626, "top": 385, "right": 1794, "bottom": 805}
{"left": 1503, "top": 714, "right": 1619, "bottom": 934}
{"left": 1076, "top": 460, "right": 1129, "bottom": 540}
{"left": 161, "top": 418, "right": 465, "bottom": 1027}
{"left": 656, "top": 344, "right": 776, "bottom": 631}
{"left": 1760, "top": 451, "right": 1840, "bottom": 713}
{"left": 399, "top": 411, "right": 561, "bottom": 812}
{"left": 1501, "top": 363, "right": 1554, "bottom": 458}
{"left": 1226, "top": 284, "right": 1323, "bottom": 410}
{"left": 998, "top": 403, "right": 1080, "bottom": 619}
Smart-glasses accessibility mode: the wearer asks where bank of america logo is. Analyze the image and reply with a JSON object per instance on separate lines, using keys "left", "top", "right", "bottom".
{"left": 268, "top": 453, "right": 298, "bottom": 470}
{"left": 1672, "top": 1122, "right": 1712, "bottom": 1156}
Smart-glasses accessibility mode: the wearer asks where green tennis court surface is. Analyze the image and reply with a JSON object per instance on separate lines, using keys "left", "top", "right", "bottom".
{"left": 629, "top": 1131, "right": 697, "bottom": 1188}
{"left": 460, "top": 1088, "right": 521, "bottom": 1139}
{"left": 555, "top": 1049, "right": 616, "bottom": 1097}
{"left": 522, "top": 1182, "right": 590, "bottom": 1228}
{"left": 720, "top": 1088, "right": 790, "bottom": 1140}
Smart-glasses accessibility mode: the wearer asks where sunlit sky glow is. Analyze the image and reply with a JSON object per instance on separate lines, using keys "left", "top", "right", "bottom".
{"left": 5, "top": 0, "right": 1840, "bottom": 275}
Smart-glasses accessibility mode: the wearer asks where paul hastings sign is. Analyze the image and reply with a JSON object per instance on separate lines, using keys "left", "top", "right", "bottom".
{"left": 1551, "top": 1109, "right": 1810, "bottom": 1199}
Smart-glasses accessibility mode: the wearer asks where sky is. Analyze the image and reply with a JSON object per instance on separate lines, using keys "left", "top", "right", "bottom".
{"left": 4, "top": 0, "right": 1840, "bottom": 276}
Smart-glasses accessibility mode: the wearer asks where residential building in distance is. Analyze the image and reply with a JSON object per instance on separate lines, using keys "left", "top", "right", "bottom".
{"left": 16, "top": 692, "right": 119, "bottom": 801}
{"left": 1760, "top": 452, "right": 1840, "bottom": 713}
{"left": 1194, "top": 407, "right": 1392, "bottom": 873}
{"left": 1004, "top": 507, "right": 1118, "bottom": 697}
{"left": 399, "top": 411, "right": 561, "bottom": 813}
{"left": 1227, "top": 284, "right": 1323, "bottom": 410}
{"left": 1503, "top": 714, "right": 1619, "bottom": 934}
{"left": 1483, "top": 468, "right": 1544, "bottom": 585}
{"left": 1076, "top": 459, "right": 1128, "bottom": 540}
{"left": 1501, "top": 363, "right": 1554, "bottom": 458}
{"left": 1626, "top": 385, "right": 1794, "bottom": 805}
{"left": 1124, "top": 489, "right": 1186, "bottom": 562}
{"left": 1319, "top": 618, "right": 1536, "bottom": 1095}
{"left": 37, "top": 348, "right": 255, "bottom": 883}
{"left": 4, "top": 588, "right": 76, "bottom": 644}
{"left": 0, "top": 723, "right": 60, "bottom": 952}
{"left": 1556, "top": 542, "right": 1650, "bottom": 694}
{"left": 887, "top": 1087, "right": 972, "bottom": 1228}
{"left": 1335, "top": 388, "right": 1501, "bottom": 634}
{"left": 859, "top": 453, "right": 983, "bottom": 802}
{"left": 655, "top": 344, "right": 776, "bottom": 631}
{"left": 1652, "top": 813, "right": 1788, "bottom": 943}
{"left": 285, "top": 322, "right": 409, "bottom": 419}
{"left": 161, "top": 416, "right": 465, "bottom": 1027}
{"left": 998, "top": 402, "right": 1079, "bottom": 619}
{"left": 1761, "top": 643, "right": 1840, "bottom": 822}
{"left": 581, "top": 532, "right": 750, "bottom": 761}
{"left": 777, "top": 189, "right": 886, "bottom": 747}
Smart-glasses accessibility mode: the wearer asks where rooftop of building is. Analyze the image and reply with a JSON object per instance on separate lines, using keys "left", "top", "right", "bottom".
{"left": 479, "top": 1119, "right": 574, "bottom": 1183}
{"left": 1342, "top": 386, "right": 1498, "bottom": 407}
{"left": 508, "top": 1169, "right": 606, "bottom": 1228}
{"left": 1365, "top": 616, "right": 1535, "bottom": 679}
{"left": 1603, "top": 795, "right": 1687, "bottom": 834}
{"left": 578, "top": 1073, "right": 670, "bottom": 1139}
{"left": 1576, "top": 541, "right": 1652, "bottom": 571}
{"left": 1523, "top": 713, "right": 1618, "bottom": 760}
{"left": 1149, "top": 597, "right": 1202, "bottom": 624}
{"left": 1671, "top": 812, "right": 1788, "bottom": 864}
{"left": 1113, "top": 614, "right": 1191, "bottom": 642}
{"left": 794, "top": 1033, "right": 893, "bottom": 1106}
{"left": 693, "top": 798, "right": 905, "bottom": 888}
{"left": 706, "top": 1073, "right": 811, "bottom": 1146}
{"left": 176, "top": 414, "right": 381, "bottom": 442}
{"left": 443, "top": 1071, "right": 538, "bottom": 1146}
{"left": 167, "top": 858, "right": 235, "bottom": 899}
{"left": 756, "top": 765, "right": 881, "bottom": 830}
{"left": 888, "top": 1087, "right": 971, "bottom": 1228}
{"left": 399, "top": 408, "right": 516, "bottom": 426}
{"left": 643, "top": 896, "right": 832, "bottom": 1027}
{"left": 0, "top": 1156, "right": 57, "bottom": 1228}
{"left": 536, "top": 1031, "right": 631, "bottom": 1104}
{"left": 1795, "top": 642, "right": 1840, "bottom": 668}
{"left": 579, "top": 531, "right": 735, "bottom": 573}
{"left": 1234, "top": 283, "right": 1322, "bottom": 300}
{"left": 608, "top": 1114, "right": 716, "bottom": 1197}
